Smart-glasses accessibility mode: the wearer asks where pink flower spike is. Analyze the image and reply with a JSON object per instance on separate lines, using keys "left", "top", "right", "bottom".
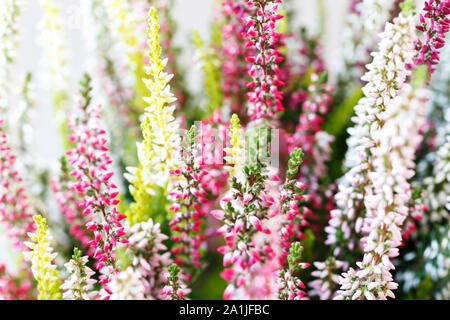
{"left": 211, "top": 210, "right": 225, "bottom": 220}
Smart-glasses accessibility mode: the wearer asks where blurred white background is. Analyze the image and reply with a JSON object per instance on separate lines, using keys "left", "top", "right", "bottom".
{"left": 1, "top": 0, "right": 426, "bottom": 266}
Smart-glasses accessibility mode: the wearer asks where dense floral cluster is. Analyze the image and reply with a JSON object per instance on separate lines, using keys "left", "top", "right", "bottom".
{"left": 0, "top": 123, "right": 35, "bottom": 250}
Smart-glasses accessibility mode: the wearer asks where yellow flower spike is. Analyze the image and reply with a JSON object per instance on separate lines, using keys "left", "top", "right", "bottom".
{"left": 23, "top": 215, "right": 62, "bottom": 300}
{"left": 124, "top": 7, "right": 180, "bottom": 226}
{"left": 224, "top": 114, "right": 245, "bottom": 176}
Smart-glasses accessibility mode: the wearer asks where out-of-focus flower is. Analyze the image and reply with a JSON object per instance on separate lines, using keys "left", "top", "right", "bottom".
{"left": 11, "top": 73, "right": 45, "bottom": 195}
{"left": 282, "top": 27, "right": 326, "bottom": 100}
{"left": 83, "top": 0, "right": 140, "bottom": 175}
{"left": 127, "top": 218, "right": 172, "bottom": 299}
{"left": 65, "top": 74, "right": 127, "bottom": 299}
{"left": 422, "top": 135, "right": 450, "bottom": 228}
{"left": 124, "top": 7, "right": 180, "bottom": 227}
{"left": 432, "top": 226, "right": 450, "bottom": 299}
{"left": 286, "top": 73, "right": 334, "bottom": 235}
{"left": 23, "top": 215, "right": 61, "bottom": 300}
{"left": 0, "top": 0, "right": 21, "bottom": 114}
{"left": 337, "top": 0, "right": 396, "bottom": 86}
{"left": 51, "top": 157, "right": 92, "bottom": 251}
{"left": 38, "top": 0, "right": 71, "bottom": 149}
{"left": 0, "top": 262, "right": 33, "bottom": 300}
{"left": 416, "top": 35, "right": 450, "bottom": 181}
{"left": 396, "top": 225, "right": 450, "bottom": 299}
{"left": 335, "top": 81, "right": 430, "bottom": 300}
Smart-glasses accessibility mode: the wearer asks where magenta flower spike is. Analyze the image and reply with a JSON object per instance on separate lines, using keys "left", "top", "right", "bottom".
{"left": 243, "top": 0, "right": 285, "bottom": 122}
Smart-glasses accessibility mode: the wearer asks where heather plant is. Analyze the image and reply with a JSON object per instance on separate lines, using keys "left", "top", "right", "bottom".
{"left": 0, "top": 0, "right": 449, "bottom": 301}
